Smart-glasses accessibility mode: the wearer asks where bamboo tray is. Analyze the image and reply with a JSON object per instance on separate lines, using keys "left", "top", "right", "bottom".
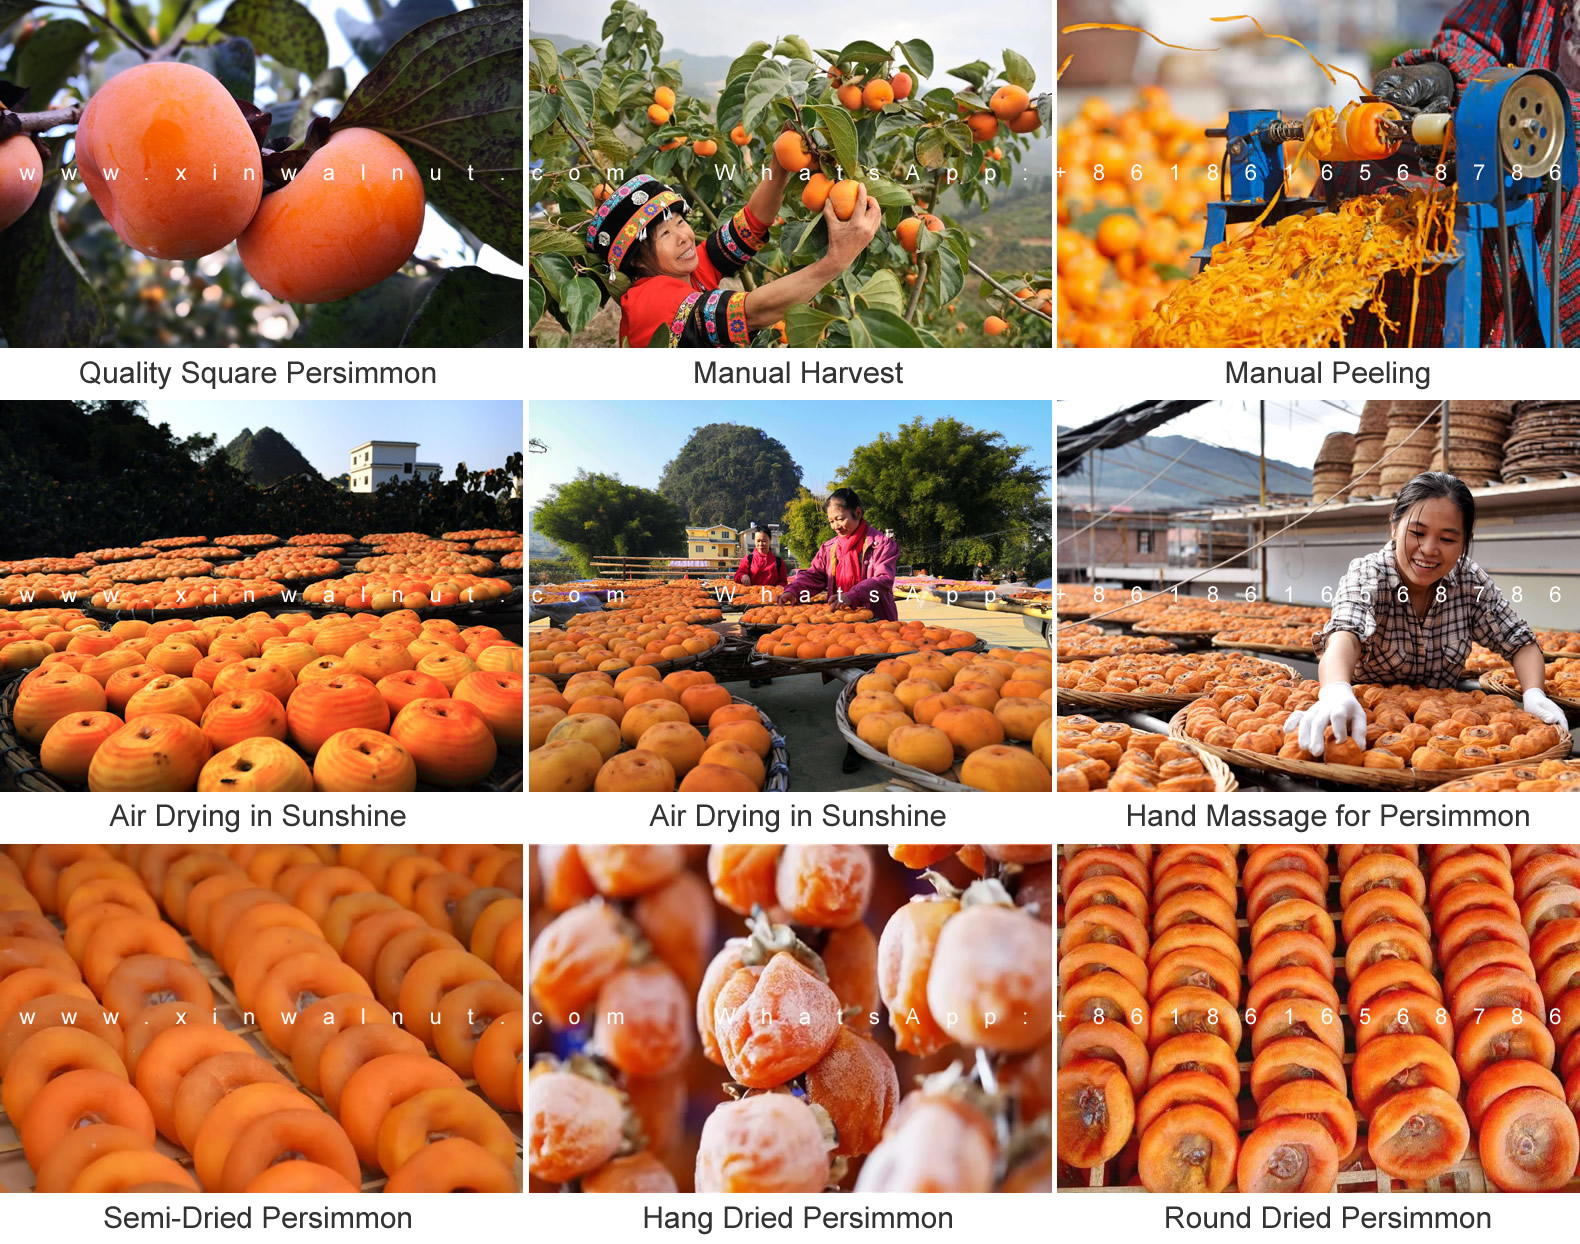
{"left": 1056, "top": 731, "right": 1237, "bottom": 794}
{"left": 1167, "top": 705, "right": 1574, "bottom": 791}
{"left": 834, "top": 679, "right": 1046, "bottom": 793}
{"left": 1210, "top": 635, "right": 1317, "bottom": 658}
{"left": 1480, "top": 669, "right": 1580, "bottom": 721}
{"left": 0, "top": 913, "right": 523, "bottom": 1193}
{"left": 1057, "top": 661, "right": 1296, "bottom": 716}
{"left": 1056, "top": 844, "right": 1580, "bottom": 1193}
{"left": 1130, "top": 622, "right": 1226, "bottom": 639}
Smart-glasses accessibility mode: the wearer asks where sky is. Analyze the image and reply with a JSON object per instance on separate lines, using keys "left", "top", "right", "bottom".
{"left": 142, "top": 400, "right": 522, "bottom": 480}
{"left": 527, "top": 402, "right": 1053, "bottom": 510}
{"left": 530, "top": 0, "right": 1054, "bottom": 88}
{"left": 1057, "top": 399, "right": 1363, "bottom": 470}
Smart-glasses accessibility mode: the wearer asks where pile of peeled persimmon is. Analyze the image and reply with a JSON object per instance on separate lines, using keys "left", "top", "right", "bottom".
{"left": 0, "top": 843, "right": 523, "bottom": 1193}
{"left": 528, "top": 845, "right": 1051, "bottom": 1192}
{"left": 0, "top": 606, "right": 522, "bottom": 792}
{"left": 1058, "top": 844, "right": 1580, "bottom": 1192}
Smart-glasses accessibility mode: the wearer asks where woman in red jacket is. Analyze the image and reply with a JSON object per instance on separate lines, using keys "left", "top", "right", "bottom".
{"left": 733, "top": 528, "right": 789, "bottom": 592}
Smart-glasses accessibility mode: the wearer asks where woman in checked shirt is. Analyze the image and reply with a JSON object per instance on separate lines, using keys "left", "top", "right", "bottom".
{"left": 1286, "top": 472, "right": 1567, "bottom": 757}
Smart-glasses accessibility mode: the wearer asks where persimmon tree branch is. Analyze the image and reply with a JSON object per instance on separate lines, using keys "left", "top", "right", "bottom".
{"left": 904, "top": 251, "right": 927, "bottom": 320}
{"left": 68, "top": 1, "right": 151, "bottom": 55}
{"left": 5, "top": 106, "right": 84, "bottom": 136}
{"left": 968, "top": 258, "right": 1053, "bottom": 323}
{"left": 149, "top": 6, "right": 202, "bottom": 62}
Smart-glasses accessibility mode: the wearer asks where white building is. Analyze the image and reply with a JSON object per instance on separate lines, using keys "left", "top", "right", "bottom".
{"left": 347, "top": 441, "right": 442, "bottom": 492}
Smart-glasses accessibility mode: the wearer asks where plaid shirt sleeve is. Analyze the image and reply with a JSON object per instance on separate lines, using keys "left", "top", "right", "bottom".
{"left": 1394, "top": 0, "right": 1522, "bottom": 77}
{"left": 1315, "top": 553, "right": 1384, "bottom": 653}
{"left": 1464, "top": 562, "right": 1539, "bottom": 657}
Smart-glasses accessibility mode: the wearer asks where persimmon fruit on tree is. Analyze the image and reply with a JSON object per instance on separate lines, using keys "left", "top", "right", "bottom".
{"left": 528, "top": 1, "right": 1051, "bottom": 347}
{"left": 0, "top": 1, "right": 524, "bottom": 348}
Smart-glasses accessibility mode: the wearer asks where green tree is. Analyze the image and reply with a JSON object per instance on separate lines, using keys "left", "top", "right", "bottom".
{"left": 534, "top": 471, "right": 686, "bottom": 576}
{"left": 658, "top": 423, "right": 803, "bottom": 529}
{"left": 835, "top": 417, "right": 1050, "bottom": 578}
{"left": 779, "top": 486, "right": 829, "bottom": 566}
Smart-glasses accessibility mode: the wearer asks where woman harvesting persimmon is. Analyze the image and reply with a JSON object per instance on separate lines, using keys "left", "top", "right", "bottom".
{"left": 584, "top": 133, "right": 882, "bottom": 347}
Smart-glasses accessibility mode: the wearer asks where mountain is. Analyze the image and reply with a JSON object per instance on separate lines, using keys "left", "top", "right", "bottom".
{"left": 531, "top": 30, "right": 735, "bottom": 102}
{"left": 221, "top": 427, "right": 318, "bottom": 486}
{"left": 1056, "top": 427, "right": 1312, "bottom": 510}
{"left": 529, "top": 524, "right": 564, "bottom": 558}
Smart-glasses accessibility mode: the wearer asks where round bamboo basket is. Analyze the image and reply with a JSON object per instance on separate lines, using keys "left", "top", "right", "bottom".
{"left": 1480, "top": 669, "right": 1580, "bottom": 721}
{"left": 1167, "top": 705, "right": 1573, "bottom": 790}
{"left": 1209, "top": 636, "right": 1316, "bottom": 658}
{"left": 1058, "top": 661, "right": 1295, "bottom": 716}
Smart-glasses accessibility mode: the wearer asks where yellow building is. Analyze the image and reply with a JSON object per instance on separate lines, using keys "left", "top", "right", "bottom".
{"left": 686, "top": 525, "right": 739, "bottom": 561}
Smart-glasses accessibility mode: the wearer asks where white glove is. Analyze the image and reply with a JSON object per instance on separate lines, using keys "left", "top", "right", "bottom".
{"left": 1283, "top": 682, "right": 1366, "bottom": 758}
{"left": 1523, "top": 687, "right": 1569, "bottom": 729}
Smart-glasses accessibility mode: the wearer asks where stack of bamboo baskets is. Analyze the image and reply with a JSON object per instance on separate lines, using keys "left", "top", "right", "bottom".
{"left": 1312, "top": 432, "right": 1357, "bottom": 503}
{"left": 1377, "top": 401, "right": 1441, "bottom": 491}
{"left": 1429, "top": 400, "right": 1511, "bottom": 486}
{"left": 1348, "top": 401, "right": 1391, "bottom": 497}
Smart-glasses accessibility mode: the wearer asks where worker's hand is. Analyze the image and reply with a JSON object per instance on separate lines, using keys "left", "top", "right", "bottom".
{"left": 823, "top": 184, "right": 883, "bottom": 269}
{"left": 1284, "top": 682, "right": 1366, "bottom": 758}
{"left": 1523, "top": 687, "right": 1569, "bottom": 729}
{"left": 1373, "top": 61, "right": 1455, "bottom": 113}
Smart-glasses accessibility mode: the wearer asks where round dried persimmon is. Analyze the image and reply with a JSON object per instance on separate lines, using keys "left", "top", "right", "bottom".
{"left": 1250, "top": 899, "right": 1336, "bottom": 953}
{"left": 1343, "top": 922, "right": 1433, "bottom": 982}
{"left": 1251, "top": 996, "right": 1344, "bottom": 1059}
{"left": 71, "top": 1150, "right": 199, "bottom": 1193}
{"left": 1064, "top": 874, "right": 1150, "bottom": 923}
{"left": 1248, "top": 1037, "right": 1346, "bottom": 1105}
{"left": 1057, "top": 1058, "right": 1135, "bottom": 1168}
{"left": 1338, "top": 853, "right": 1427, "bottom": 908}
{"left": 245, "top": 1161, "right": 362, "bottom": 1193}
{"left": 1134, "top": 1070, "right": 1238, "bottom": 1137}
{"left": 19, "top": 1068, "right": 156, "bottom": 1170}
{"left": 1150, "top": 864, "right": 1236, "bottom": 912}
{"left": 1059, "top": 906, "right": 1149, "bottom": 958}
{"left": 1352, "top": 1033, "right": 1461, "bottom": 1120}
{"left": 1444, "top": 943, "right": 1533, "bottom": 1002}
{"left": 1465, "top": 1060, "right": 1567, "bottom": 1130}
{"left": 1438, "top": 909, "right": 1529, "bottom": 968}
{"left": 1367, "top": 1085, "right": 1470, "bottom": 1180}
{"left": 1478, "top": 1084, "right": 1580, "bottom": 1190}
{"left": 1137, "top": 1102, "right": 1238, "bottom": 1192}
{"left": 1061, "top": 848, "right": 1149, "bottom": 899}
{"left": 1338, "top": 844, "right": 1419, "bottom": 875}
{"left": 101, "top": 954, "right": 214, "bottom": 1027}
{"left": 1514, "top": 852, "right": 1580, "bottom": 899}
{"left": 1427, "top": 850, "right": 1513, "bottom": 908}
{"left": 1448, "top": 966, "right": 1544, "bottom": 1029}
{"left": 1236, "top": 1116, "right": 1338, "bottom": 1193}
{"left": 1255, "top": 1080, "right": 1358, "bottom": 1156}
{"left": 374, "top": 1086, "right": 516, "bottom": 1176}
{"left": 219, "top": 1108, "right": 361, "bottom": 1193}
{"left": 1455, "top": 1006, "right": 1555, "bottom": 1080}
{"left": 1148, "top": 947, "right": 1242, "bottom": 1008}
{"left": 1245, "top": 869, "right": 1326, "bottom": 925}
{"left": 1249, "top": 930, "right": 1334, "bottom": 984}
{"left": 1059, "top": 942, "right": 1149, "bottom": 995}
{"left": 1532, "top": 917, "right": 1580, "bottom": 973}
{"left": 1243, "top": 965, "right": 1340, "bottom": 1016}
{"left": 191, "top": 1082, "right": 318, "bottom": 1192}
{"left": 317, "top": 1024, "right": 427, "bottom": 1118}
{"left": 1341, "top": 887, "right": 1433, "bottom": 943}
{"left": 1152, "top": 891, "right": 1238, "bottom": 941}
{"left": 1146, "top": 923, "right": 1242, "bottom": 973}
{"left": 31, "top": 1123, "right": 154, "bottom": 1194}
{"left": 337, "top": 1051, "right": 464, "bottom": 1168}
{"left": 171, "top": 1051, "right": 290, "bottom": 1152}
{"left": 1242, "top": 845, "right": 1328, "bottom": 897}
{"left": 1152, "top": 844, "right": 1234, "bottom": 880}
{"left": 1147, "top": 986, "right": 1241, "bottom": 1051}
{"left": 1521, "top": 884, "right": 1580, "bottom": 936}
{"left": 134, "top": 1022, "right": 255, "bottom": 1142}
{"left": 1353, "top": 989, "right": 1453, "bottom": 1051}
{"left": 1059, "top": 1021, "right": 1149, "bottom": 1097}
{"left": 384, "top": 1136, "right": 518, "bottom": 1192}
{"left": 1, "top": 1026, "right": 127, "bottom": 1127}
{"left": 1060, "top": 972, "right": 1148, "bottom": 1041}
{"left": 1146, "top": 1032, "right": 1242, "bottom": 1098}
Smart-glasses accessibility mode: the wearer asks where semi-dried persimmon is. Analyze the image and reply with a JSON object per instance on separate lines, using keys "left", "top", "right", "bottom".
{"left": 19, "top": 1068, "right": 156, "bottom": 1170}
{"left": 1521, "top": 884, "right": 1580, "bottom": 936}
{"left": 1064, "top": 874, "right": 1150, "bottom": 923}
{"left": 134, "top": 1023, "right": 255, "bottom": 1142}
{"left": 1431, "top": 880, "right": 1521, "bottom": 930}
{"left": 1061, "top": 972, "right": 1148, "bottom": 1040}
{"left": 317, "top": 1023, "right": 427, "bottom": 1117}
{"left": 1255, "top": 1081, "right": 1358, "bottom": 1156}
{"left": 1061, "top": 848, "right": 1149, "bottom": 899}
{"left": 1250, "top": 930, "right": 1334, "bottom": 984}
{"left": 1478, "top": 1085, "right": 1580, "bottom": 1190}
{"left": 1243, "top": 845, "right": 1328, "bottom": 897}
{"left": 1455, "top": 1006, "right": 1555, "bottom": 1080}
{"left": 1135, "top": 1070, "right": 1239, "bottom": 1136}
{"left": 1152, "top": 891, "right": 1238, "bottom": 941}
{"left": 1513, "top": 854, "right": 1580, "bottom": 902}
{"left": 1060, "top": 906, "right": 1150, "bottom": 958}
{"left": 1147, "top": 986, "right": 1241, "bottom": 1051}
{"left": 1367, "top": 1085, "right": 1470, "bottom": 1180}
{"left": 1337, "top": 844, "right": 1419, "bottom": 875}
{"left": 71, "top": 1150, "right": 199, "bottom": 1193}
{"left": 219, "top": 1108, "right": 361, "bottom": 1192}
{"left": 1249, "top": 1037, "right": 1346, "bottom": 1105}
{"left": 1147, "top": 924, "right": 1242, "bottom": 973}
{"left": 1057, "top": 1058, "right": 1135, "bottom": 1167}
{"left": 31, "top": 1123, "right": 153, "bottom": 1194}
{"left": 1448, "top": 966, "right": 1544, "bottom": 1028}
{"left": 1465, "top": 1060, "right": 1567, "bottom": 1130}
{"left": 171, "top": 1051, "right": 290, "bottom": 1152}
{"left": 1, "top": 1026, "right": 128, "bottom": 1127}
{"left": 1352, "top": 1034, "right": 1461, "bottom": 1120}
{"left": 1152, "top": 845, "right": 1236, "bottom": 881}
{"left": 1151, "top": 864, "right": 1236, "bottom": 912}
{"left": 1353, "top": 989, "right": 1453, "bottom": 1051}
{"left": 1343, "top": 922, "right": 1433, "bottom": 982}
{"left": 1532, "top": 917, "right": 1580, "bottom": 973}
{"left": 1442, "top": 939, "right": 1533, "bottom": 1000}
{"left": 1060, "top": 1021, "right": 1150, "bottom": 1096}
{"left": 1341, "top": 888, "right": 1433, "bottom": 943}
{"left": 1438, "top": 910, "right": 1529, "bottom": 968}
{"left": 1147, "top": 1032, "right": 1242, "bottom": 1097}
{"left": 1249, "top": 899, "right": 1336, "bottom": 954}
{"left": 375, "top": 1086, "right": 516, "bottom": 1176}
{"left": 1236, "top": 1117, "right": 1338, "bottom": 1193}
{"left": 1245, "top": 869, "right": 1326, "bottom": 925}
{"left": 1148, "top": 947, "right": 1243, "bottom": 1008}
{"left": 1059, "top": 942, "right": 1149, "bottom": 994}
{"left": 385, "top": 1136, "right": 517, "bottom": 1192}
{"left": 79, "top": 913, "right": 190, "bottom": 995}
{"left": 337, "top": 1051, "right": 465, "bottom": 1168}
{"left": 1137, "top": 1103, "right": 1238, "bottom": 1192}
{"left": 101, "top": 953, "right": 214, "bottom": 1026}
{"left": 245, "top": 1161, "right": 362, "bottom": 1193}
{"left": 1338, "top": 853, "right": 1426, "bottom": 908}
{"left": 1243, "top": 965, "right": 1340, "bottom": 1016}
{"left": 1427, "top": 851, "right": 1514, "bottom": 908}
{"left": 1251, "top": 996, "right": 1344, "bottom": 1059}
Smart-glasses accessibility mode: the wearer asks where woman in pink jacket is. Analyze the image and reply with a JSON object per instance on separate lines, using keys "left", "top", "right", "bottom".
{"left": 780, "top": 489, "right": 899, "bottom": 620}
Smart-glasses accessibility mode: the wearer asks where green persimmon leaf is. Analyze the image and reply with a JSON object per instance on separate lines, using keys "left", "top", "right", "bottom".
{"left": 335, "top": 5, "right": 523, "bottom": 263}
{"left": 899, "top": 40, "right": 934, "bottom": 78}
{"left": 218, "top": 0, "right": 328, "bottom": 78}
{"left": 401, "top": 266, "right": 522, "bottom": 346}
{"left": 11, "top": 20, "right": 93, "bottom": 108}
{"left": 847, "top": 305, "right": 924, "bottom": 347}
{"left": 0, "top": 144, "right": 108, "bottom": 347}
{"left": 560, "top": 274, "right": 599, "bottom": 335}
{"left": 337, "top": 0, "right": 455, "bottom": 70}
